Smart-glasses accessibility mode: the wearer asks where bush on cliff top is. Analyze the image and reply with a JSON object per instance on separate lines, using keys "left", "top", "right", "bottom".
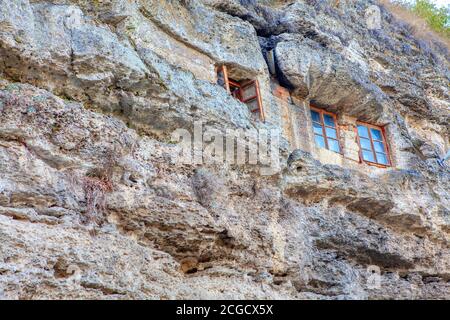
{"left": 388, "top": 0, "right": 449, "bottom": 38}
{"left": 411, "top": 0, "right": 449, "bottom": 37}
{"left": 380, "top": 0, "right": 449, "bottom": 60}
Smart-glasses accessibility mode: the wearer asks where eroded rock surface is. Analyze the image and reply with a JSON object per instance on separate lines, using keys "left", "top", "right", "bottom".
{"left": 0, "top": 0, "right": 448, "bottom": 299}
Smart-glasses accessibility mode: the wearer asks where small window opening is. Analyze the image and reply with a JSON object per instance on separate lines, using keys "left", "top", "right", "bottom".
{"left": 356, "top": 122, "right": 391, "bottom": 167}
{"left": 310, "top": 106, "right": 341, "bottom": 154}
{"left": 217, "top": 65, "right": 265, "bottom": 122}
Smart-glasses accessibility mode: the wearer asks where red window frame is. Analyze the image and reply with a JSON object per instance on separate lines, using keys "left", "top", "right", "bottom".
{"left": 355, "top": 121, "right": 392, "bottom": 167}
{"left": 310, "top": 106, "right": 342, "bottom": 154}
{"left": 217, "top": 65, "right": 265, "bottom": 122}
{"left": 217, "top": 65, "right": 230, "bottom": 93}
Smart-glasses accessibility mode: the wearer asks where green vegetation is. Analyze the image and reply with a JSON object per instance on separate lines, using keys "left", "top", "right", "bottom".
{"left": 413, "top": 0, "right": 449, "bottom": 37}
{"left": 395, "top": 0, "right": 449, "bottom": 37}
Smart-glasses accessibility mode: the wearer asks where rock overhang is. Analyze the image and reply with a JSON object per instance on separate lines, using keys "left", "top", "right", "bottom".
{"left": 273, "top": 36, "right": 392, "bottom": 124}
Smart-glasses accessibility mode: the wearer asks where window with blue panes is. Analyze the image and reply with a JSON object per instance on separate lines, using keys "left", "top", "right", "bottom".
{"left": 310, "top": 108, "right": 341, "bottom": 153}
{"left": 356, "top": 123, "right": 390, "bottom": 166}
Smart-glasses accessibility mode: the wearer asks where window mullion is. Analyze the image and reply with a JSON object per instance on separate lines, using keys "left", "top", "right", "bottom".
{"left": 367, "top": 126, "right": 378, "bottom": 163}
{"left": 222, "top": 66, "right": 230, "bottom": 93}
{"left": 254, "top": 80, "right": 265, "bottom": 122}
{"left": 236, "top": 85, "right": 243, "bottom": 102}
{"left": 320, "top": 111, "right": 329, "bottom": 150}
{"left": 355, "top": 125, "right": 363, "bottom": 163}
{"left": 381, "top": 127, "right": 391, "bottom": 166}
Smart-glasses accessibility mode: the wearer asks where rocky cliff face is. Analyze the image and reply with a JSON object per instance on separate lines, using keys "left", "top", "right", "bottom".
{"left": 0, "top": 0, "right": 448, "bottom": 299}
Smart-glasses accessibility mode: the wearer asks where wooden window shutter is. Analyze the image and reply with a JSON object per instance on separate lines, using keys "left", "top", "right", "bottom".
{"left": 217, "top": 65, "right": 230, "bottom": 93}
{"left": 240, "top": 80, "right": 265, "bottom": 122}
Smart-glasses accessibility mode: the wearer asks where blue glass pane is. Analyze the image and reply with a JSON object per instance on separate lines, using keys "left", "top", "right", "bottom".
{"left": 370, "top": 128, "right": 383, "bottom": 141}
{"left": 324, "top": 114, "right": 336, "bottom": 127}
{"left": 315, "top": 135, "right": 326, "bottom": 148}
{"left": 362, "top": 150, "right": 375, "bottom": 162}
{"left": 313, "top": 122, "right": 323, "bottom": 134}
{"left": 360, "top": 137, "right": 372, "bottom": 150}
{"left": 328, "top": 139, "right": 341, "bottom": 153}
{"left": 325, "top": 127, "right": 337, "bottom": 139}
{"left": 374, "top": 141, "right": 385, "bottom": 153}
{"left": 376, "top": 153, "right": 388, "bottom": 165}
{"left": 357, "top": 125, "right": 369, "bottom": 138}
{"left": 311, "top": 110, "right": 321, "bottom": 123}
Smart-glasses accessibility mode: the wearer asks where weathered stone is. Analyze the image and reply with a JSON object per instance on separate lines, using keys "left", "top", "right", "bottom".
{"left": 0, "top": 0, "right": 449, "bottom": 300}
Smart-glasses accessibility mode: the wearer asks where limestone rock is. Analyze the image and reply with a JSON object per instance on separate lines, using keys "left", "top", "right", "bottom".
{"left": 0, "top": 0, "right": 448, "bottom": 300}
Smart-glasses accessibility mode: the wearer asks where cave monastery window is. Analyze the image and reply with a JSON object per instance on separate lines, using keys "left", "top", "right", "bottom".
{"left": 356, "top": 122, "right": 391, "bottom": 166}
{"left": 310, "top": 107, "right": 341, "bottom": 153}
{"left": 217, "top": 65, "right": 265, "bottom": 122}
